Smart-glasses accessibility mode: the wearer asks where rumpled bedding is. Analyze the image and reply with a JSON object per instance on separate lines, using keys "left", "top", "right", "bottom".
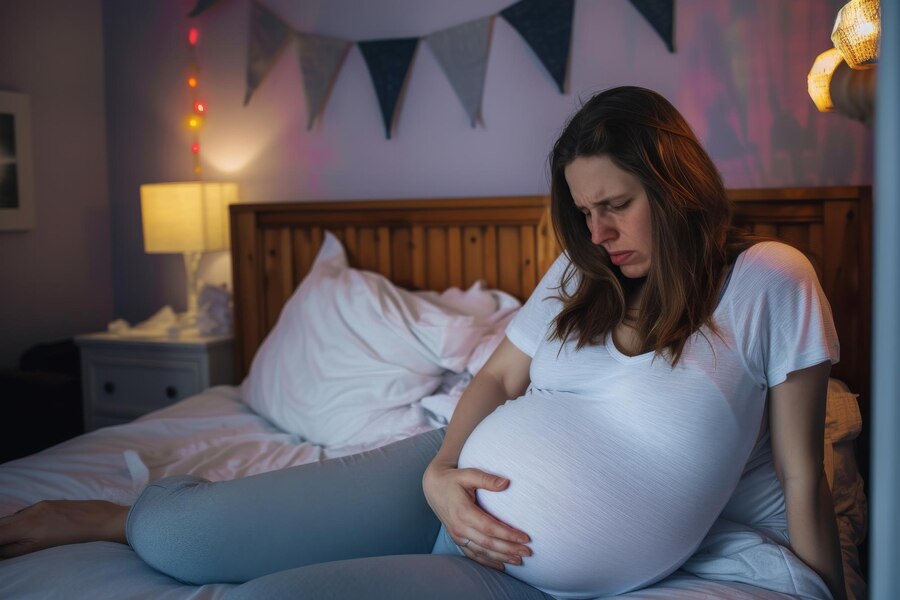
{"left": 0, "top": 383, "right": 853, "bottom": 600}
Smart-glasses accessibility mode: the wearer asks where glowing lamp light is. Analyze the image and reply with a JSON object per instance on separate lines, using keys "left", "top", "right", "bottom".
{"left": 189, "top": 28, "right": 199, "bottom": 46}
{"left": 188, "top": 77, "right": 198, "bottom": 89}
{"left": 832, "top": 0, "right": 880, "bottom": 69}
{"left": 807, "top": 48, "right": 845, "bottom": 112}
{"left": 140, "top": 182, "right": 238, "bottom": 327}
{"left": 192, "top": 143, "right": 200, "bottom": 154}
{"left": 193, "top": 101, "right": 206, "bottom": 114}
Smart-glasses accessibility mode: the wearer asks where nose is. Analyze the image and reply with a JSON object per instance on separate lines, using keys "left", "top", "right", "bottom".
{"left": 588, "top": 212, "right": 616, "bottom": 246}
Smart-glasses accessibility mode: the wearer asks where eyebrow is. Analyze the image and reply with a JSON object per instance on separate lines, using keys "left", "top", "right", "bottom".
{"left": 573, "top": 193, "right": 630, "bottom": 210}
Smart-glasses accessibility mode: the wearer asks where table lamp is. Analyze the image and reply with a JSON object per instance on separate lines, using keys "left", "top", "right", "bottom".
{"left": 140, "top": 182, "right": 238, "bottom": 330}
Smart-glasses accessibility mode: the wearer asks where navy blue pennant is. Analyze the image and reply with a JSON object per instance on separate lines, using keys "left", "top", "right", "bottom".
{"left": 358, "top": 38, "right": 420, "bottom": 139}
{"left": 500, "top": 0, "right": 574, "bottom": 94}
{"left": 628, "top": 0, "right": 675, "bottom": 52}
{"left": 187, "top": 0, "right": 223, "bottom": 18}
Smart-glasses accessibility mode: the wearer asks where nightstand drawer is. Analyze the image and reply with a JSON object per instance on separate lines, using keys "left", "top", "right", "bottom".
{"left": 87, "top": 358, "right": 203, "bottom": 418}
{"left": 76, "top": 332, "right": 234, "bottom": 430}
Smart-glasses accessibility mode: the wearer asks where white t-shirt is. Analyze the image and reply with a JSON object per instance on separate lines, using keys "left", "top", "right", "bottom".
{"left": 456, "top": 241, "right": 839, "bottom": 599}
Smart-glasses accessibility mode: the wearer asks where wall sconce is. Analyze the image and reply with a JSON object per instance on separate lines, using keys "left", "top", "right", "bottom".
{"left": 808, "top": 48, "right": 845, "bottom": 112}
{"left": 808, "top": 0, "right": 880, "bottom": 125}
{"left": 832, "top": 0, "right": 881, "bottom": 69}
{"left": 140, "top": 182, "right": 238, "bottom": 331}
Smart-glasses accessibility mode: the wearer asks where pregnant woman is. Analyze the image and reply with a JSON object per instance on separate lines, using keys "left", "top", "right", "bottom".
{"left": 0, "top": 87, "right": 846, "bottom": 600}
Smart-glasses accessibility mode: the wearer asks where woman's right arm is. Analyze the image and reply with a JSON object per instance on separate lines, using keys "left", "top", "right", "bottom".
{"left": 422, "top": 337, "right": 533, "bottom": 571}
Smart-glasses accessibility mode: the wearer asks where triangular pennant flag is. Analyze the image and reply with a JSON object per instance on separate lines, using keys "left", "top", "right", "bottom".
{"left": 426, "top": 17, "right": 494, "bottom": 128}
{"left": 187, "top": 0, "right": 222, "bottom": 18}
{"left": 500, "top": 0, "right": 574, "bottom": 94}
{"left": 628, "top": 0, "right": 675, "bottom": 52}
{"left": 296, "top": 33, "right": 352, "bottom": 130}
{"left": 358, "top": 38, "right": 419, "bottom": 139}
{"left": 243, "top": 1, "right": 293, "bottom": 106}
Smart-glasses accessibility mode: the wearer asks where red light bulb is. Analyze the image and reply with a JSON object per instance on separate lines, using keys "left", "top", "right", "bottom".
{"left": 191, "top": 143, "right": 200, "bottom": 154}
{"left": 193, "top": 101, "right": 206, "bottom": 114}
{"left": 189, "top": 28, "right": 199, "bottom": 46}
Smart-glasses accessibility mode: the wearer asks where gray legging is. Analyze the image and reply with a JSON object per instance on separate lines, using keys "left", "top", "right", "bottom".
{"left": 126, "top": 427, "right": 552, "bottom": 599}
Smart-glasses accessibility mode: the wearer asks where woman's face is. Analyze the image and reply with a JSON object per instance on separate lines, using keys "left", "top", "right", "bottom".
{"left": 564, "top": 155, "right": 653, "bottom": 279}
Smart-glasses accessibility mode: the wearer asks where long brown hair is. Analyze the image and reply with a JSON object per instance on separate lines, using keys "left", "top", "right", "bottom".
{"left": 549, "top": 86, "right": 756, "bottom": 365}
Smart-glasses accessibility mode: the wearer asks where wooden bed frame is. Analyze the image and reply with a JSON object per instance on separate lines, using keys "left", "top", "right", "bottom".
{"left": 230, "top": 185, "right": 872, "bottom": 467}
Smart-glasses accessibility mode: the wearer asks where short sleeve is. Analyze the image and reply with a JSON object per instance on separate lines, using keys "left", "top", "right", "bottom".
{"left": 729, "top": 242, "right": 840, "bottom": 387}
{"left": 505, "top": 253, "right": 572, "bottom": 357}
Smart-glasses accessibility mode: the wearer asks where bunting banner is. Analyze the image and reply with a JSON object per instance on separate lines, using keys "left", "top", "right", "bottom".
{"left": 297, "top": 33, "right": 352, "bottom": 130}
{"left": 358, "top": 38, "right": 420, "bottom": 139}
{"left": 500, "top": 0, "right": 575, "bottom": 94}
{"left": 628, "top": 0, "right": 675, "bottom": 52}
{"left": 425, "top": 16, "right": 494, "bottom": 128}
{"left": 243, "top": 1, "right": 293, "bottom": 106}
{"left": 187, "top": 0, "right": 223, "bottom": 18}
{"left": 235, "top": 0, "right": 677, "bottom": 138}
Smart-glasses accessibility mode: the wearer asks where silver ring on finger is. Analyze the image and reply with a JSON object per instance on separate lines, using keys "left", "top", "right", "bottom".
{"left": 462, "top": 538, "right": 471, "bottom": 548}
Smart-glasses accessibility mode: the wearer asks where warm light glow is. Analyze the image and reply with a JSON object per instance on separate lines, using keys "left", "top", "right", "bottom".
{"left": 188, "top": 77, "right": 198, "bottom": 88}
{"left": 189, "top": 28, "right": 199, "bottom": 46}
{"left": 193, "top": 101, "right": 206, "bottom": 114}
{"left": 187, "top": 115, "right": 204, "bottom": 130}
{"left": 808, "top": 48, "right": 844, "bottom": 112}
{"left": 192, "top": 142, "right": 200, "bottom": 154}
{"left": 832, "top": 0, "right": 880, "bottom": 69}
{"left": 140, "top": 182, "right": 238, "bottom": 253}
{"left": 194, "top": 166, "right": 202, "bottom": 175}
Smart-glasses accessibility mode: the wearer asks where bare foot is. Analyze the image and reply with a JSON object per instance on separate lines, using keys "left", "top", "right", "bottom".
{"left": 0, "top": 500, "right": 129, "bottom": 558}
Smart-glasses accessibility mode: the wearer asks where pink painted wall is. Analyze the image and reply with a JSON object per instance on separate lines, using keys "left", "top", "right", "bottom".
{"left": 103, "top": 0, "right": 871, "bottom": 322}
{"left": 0, "top": 0, "right": 113, "bottom": 367}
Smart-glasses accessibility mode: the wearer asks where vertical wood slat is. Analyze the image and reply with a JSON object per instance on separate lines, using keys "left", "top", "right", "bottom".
{"left": 377, "top": 226, "right": 391, "bottom": 278}
{"left": 483, "top": 226, "right": 498, "bottom": 289}
{"left": 391, "top": 227, "right": 412, "bottom": 288}
{"left": 358, "top": 228, "right": 378, "bottom": 272}
{"left": 426, "top": 227, "right": 447, "bottom": 291}
{"left": 343, "top": 227, "right": 359, "bottom": 264}
{"left": 498, "top": 226, "right": 520, "bottom": 299}
{"left": 520, "top": 225, "right": 537, "bottom": 294}
{"left": 447, "top": 227, "right": 463, "bottom": 288}
{"left": 233, "top": 211, "right": 262, "bottom": 378}
{"left": 262, "top": 228, "right": 293, "bottom": 335}
{"left": 411, "top": 226, "right": 426, "bottom": 289}
{"left": 823, "top": 201, "right": 859, "bottom": 394}
{"left": 291, "top": 229, "right": 314, "bottom": 288}
{"left": 463, "top": 226, "right": 484, "bottom": 288}
{"left": 310, "top": 227, "right": 323, "bottom": 257}
{"left": 808, "top": 223, "right": 825, "bottom": 282}
{"left": 536, "top": 207, "right": 558, "bottom": 276}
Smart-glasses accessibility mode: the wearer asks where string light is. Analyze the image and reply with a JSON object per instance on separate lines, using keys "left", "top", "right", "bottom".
{"left": 186, "top": 26, "right": 204, "bottom": 176}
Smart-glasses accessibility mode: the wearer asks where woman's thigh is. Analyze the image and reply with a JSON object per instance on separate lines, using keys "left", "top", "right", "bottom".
{"left": 225, "top": 554, "right": 555, "bottom": 600}
{"left": 127, "top": 428, "right": 446, "bottom": 584}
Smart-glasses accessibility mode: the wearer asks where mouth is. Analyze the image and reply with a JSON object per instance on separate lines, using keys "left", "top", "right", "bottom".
{"left": 607, "top": 251, "right": 634, "bottom": 266}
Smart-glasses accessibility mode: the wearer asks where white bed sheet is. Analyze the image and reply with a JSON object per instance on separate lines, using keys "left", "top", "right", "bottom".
{"left": 0, "top": 387, "right": 801, "bottom": 599}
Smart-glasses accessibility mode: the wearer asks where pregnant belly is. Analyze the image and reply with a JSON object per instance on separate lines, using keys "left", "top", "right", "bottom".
{"left": 456, "top": 391, "right": 744, "bottom": 598}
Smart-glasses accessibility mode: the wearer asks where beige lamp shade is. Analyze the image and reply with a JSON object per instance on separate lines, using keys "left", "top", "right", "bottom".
{"left": 140, "top": 182, "right": 238, "bottom": 253}
{"left": 832, "top": 0, "right": 880, "bottom": 69}
{"left": 808, "top": 48, "right": 845, "bottom": 112}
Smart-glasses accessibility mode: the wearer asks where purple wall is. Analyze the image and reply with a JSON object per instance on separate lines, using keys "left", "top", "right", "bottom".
{"left": 102, "top": 0, "right": 870, "bottom": 323}
{"left": 0, "top": 0, "right": 113, "bottom": 367}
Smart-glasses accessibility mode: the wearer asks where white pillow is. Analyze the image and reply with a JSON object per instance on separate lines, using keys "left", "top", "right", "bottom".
{"left": 241, "top": 232, "right": 495, "bottom": 447}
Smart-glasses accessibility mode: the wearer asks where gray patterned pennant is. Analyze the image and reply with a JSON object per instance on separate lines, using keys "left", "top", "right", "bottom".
{"left": 297, "top": 33, "right": 352, "bottom": 129}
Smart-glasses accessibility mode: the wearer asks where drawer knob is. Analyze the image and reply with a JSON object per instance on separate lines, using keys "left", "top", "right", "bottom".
{"left": 165, "top": 386, "right": 178, "bottom": 399}
{"left": 103, "top": 382, "right": 115, "bottom": 395}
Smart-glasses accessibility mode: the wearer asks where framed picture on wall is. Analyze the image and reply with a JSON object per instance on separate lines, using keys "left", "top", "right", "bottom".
{"left": 0, "top": 91, "right": 35, "bottom": 231}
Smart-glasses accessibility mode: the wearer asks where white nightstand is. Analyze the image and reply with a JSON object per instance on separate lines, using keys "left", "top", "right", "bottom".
{"left": 75, "top": 333, "right": 235, "bottom": 430}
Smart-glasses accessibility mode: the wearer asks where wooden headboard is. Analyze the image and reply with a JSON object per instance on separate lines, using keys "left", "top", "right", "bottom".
{"left": 230, "top": 185, "right": 872, "bottom": 423}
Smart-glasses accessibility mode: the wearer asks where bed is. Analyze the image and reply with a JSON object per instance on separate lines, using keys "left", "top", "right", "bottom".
{"left": 0, "top": 186, "right": 871, "bottom": 599}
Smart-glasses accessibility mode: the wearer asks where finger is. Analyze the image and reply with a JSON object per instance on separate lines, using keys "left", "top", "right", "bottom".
{"left": 460, "top": 506, "right": 531, "bottom": 554}
{"left": 458, "top": 468, "right": 510, "bottom": 492}
{"left": 459, "top": 542, "right": 509, "bottom": 571}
